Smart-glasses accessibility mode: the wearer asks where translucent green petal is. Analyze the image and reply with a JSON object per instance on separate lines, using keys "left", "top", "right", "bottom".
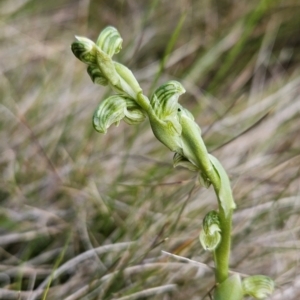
{"left": 242, "top": 275, "right": 274, "bottom": 299}
{"left": 123, "top": 98, "right": 146, "bottom": 125}
{"left": 96, "top": 26, "right": 123, "bottom": 57}
{"left": 71, "top": 36, "right": 97, "bottom": 65}
{"left": 199, "top": 211, "right": 221, "bottom": 251}
{"left": 93, "top": 95, "right": 127, "bottom": 134}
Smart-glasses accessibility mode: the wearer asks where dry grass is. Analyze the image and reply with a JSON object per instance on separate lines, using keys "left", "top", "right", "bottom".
{"left": 0, "top": 0, "right": 300, "bottom": 299}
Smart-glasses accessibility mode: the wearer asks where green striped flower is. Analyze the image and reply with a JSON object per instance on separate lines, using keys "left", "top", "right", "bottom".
{"left": 93, "top": 95, "right": 146, "bottom": 134}
{"left": 149, "top": 81, "right": 235, "bottom": 215}
{"left": 96, "top": 26, "right": 123, "bottom": 57}
{"left": 148, "top": 81, "right": 185, "bottom": 154}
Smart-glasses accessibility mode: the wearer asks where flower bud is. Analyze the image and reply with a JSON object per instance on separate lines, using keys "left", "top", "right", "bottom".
{"left": 96, "top": 26, "right": 123, "bottom": 57}
{"left": 71, "top": 36, "right": 97, "bottom": 65}
{"left": 199, "top": 210, "right": 221, "bottom": 251}
{"left": 242, "top": 275, "right": 274, "bottom": 299}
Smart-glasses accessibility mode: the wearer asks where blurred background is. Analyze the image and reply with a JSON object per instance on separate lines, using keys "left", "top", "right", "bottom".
{"left": 1, "top": 0, "right": 300, "bottom": 299}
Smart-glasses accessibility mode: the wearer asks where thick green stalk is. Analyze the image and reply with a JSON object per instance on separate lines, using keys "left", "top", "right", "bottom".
{"left": 214, "top": 207, "right": 232, "bottom": 283}
{"left": 184, "top": 122, "right": 232, "bottom": 284}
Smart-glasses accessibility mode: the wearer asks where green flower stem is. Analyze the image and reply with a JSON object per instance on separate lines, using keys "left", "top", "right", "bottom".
{"left": 214, "top": 208, "right": 232, "bottom": 284}
{"left": 178, "top": 111, "right": 233, "bottom": 284}
{"left": 204, "top": 159, "right": 233, "bottom": 285}
{"left": 180, "top": 113, "right": 233, "bottom": 285}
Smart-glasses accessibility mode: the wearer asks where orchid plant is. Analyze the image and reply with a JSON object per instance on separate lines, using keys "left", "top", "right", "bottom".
{"left": 71, "top": 26, "right": 274, "bottom": 300}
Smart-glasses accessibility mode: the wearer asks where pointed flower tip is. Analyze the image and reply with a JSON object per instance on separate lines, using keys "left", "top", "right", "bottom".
{"left": 73, "top": 35, "right": 94, "bottom": 47}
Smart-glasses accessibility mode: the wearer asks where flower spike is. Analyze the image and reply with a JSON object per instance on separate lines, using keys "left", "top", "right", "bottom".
{"left": 71, "top": 27, "right": 271, "bottom": 298}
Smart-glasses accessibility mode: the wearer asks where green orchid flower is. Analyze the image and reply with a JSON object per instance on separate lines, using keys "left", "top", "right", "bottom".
{"left": 148, "top": 80, "right": 235, "bottom": 215}
{"left": 199, "top": 210, "right": 221, "bottom": 251}
{"left": 147, "top": 80, "right": 211, "bottom": 175}
{"left": 93, "top": 95, "right": 146, "bottom": 134}
{"left": 148, "top": 80, "right": 185, "bottom": 154}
